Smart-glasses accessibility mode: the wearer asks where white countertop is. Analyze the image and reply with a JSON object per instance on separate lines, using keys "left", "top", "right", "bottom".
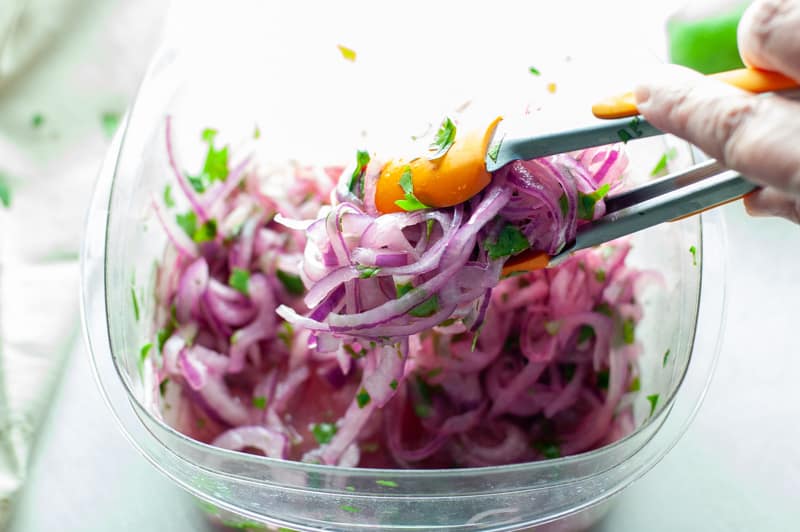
{"left": 3, "top": 0, "right": 800, "bottom": 530}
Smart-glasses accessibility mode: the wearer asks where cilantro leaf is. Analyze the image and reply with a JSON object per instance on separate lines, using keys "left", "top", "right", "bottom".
{"left": 394, "top": 166, "right": 430, "bottom": 212}
{"left": 311, "top": 422, "right": 338, "bottom": 444}
{"left": 193, "top": 219, "right": 217, "bottom": 243}
{"left": 689, "top": 245, "right": 697, "bottom": 266}
{"left": 31, "top": 114, "right": 44, "bottom": 128}
{"left": 650, "top": 147, "right": 678, "bottom": 176}
{"left": 276, "top": 270, "right": 305, "bottom": 295}
{"left": 138, "top": 343, "right": 152, "bottom": 376}
{"left": 663, "top": 349, "right": 671, "bottom": 368}
{"left": 229, "top": 268, "right": 250, "bottom": 296}
{"left": 558, "top": 194, "right": 569, "bottom": 218}
{"left": 528, "top": 66, "right": 541, "bottom": 76}
{"left": 376, "top": 479, "right": 398, "bottom": 488}
{"left": 395, "top": 283, "right": 439, "bottom": 317}
{"left": 277, "top": 321, "right": 294, "bottom": 348}
{"left": 186, "top": 128, "right": 230, "bottom": 193}
{"left": 343, "top": 344, "right": 368, "bottom": 360}
{"left": 629, "top": 376, "right": 641, "bottom": 392}
{"left": 176, "top": 211, "right": 198, "bottom": 238}
{"left": 389, "top": 379, "right": 398, "bottom": 390}
{"left": 159, "top": 378, "right": 170, "bottom": 397}
{"left": 577, "top": 324, "right": 595, "bottom": 344}
{"left": 486, "top": 224, "right": 530, "bottom": 260}
{"left": 617, "top": 129, "right": 634, "bottom": 143}
{"left": 131, "top": 288, "right": 140, "bottom": 321}
{"left": 595, "top": 269, "right": 606, "bottom": 282}
{"left": 356, "top": 265, "right": 380, "bottom": 278}
{"left": 487, "top": 132, "right": 505, "bottom": 163}
{"left": 647, "top": 393, "right": 659, "bottom": 416}
{"left": 427, "top": 116, "right": 456, "bottom": 160}
{"left": 533, "top": 441, "right": 560, "bottom": 459}
{"left": 340, "top": 505, "right": 359, "bottom": 514}
{"left": 356, "top": 388, "right": 371, "bottom": 408}
{"left": 596, "top": 369, "right": 610, "bottom": 389}
{"left": 252, "top": 396, "right": 267, "bottom": 410}
{"left": 577, "top": 184, "right": 611, "bottom": 220}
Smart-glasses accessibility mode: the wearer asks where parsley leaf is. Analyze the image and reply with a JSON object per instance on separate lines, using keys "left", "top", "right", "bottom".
{"left": 252, "top": 396, "right": 267, "bottom": 410}
{"left": 0, "top": 173, "right": 12, "bottom": 208}
{"left": 356, "top": 388, "right": 371, "bottom": 408}
{"left": 394, "top": 166, "right": 430, "bottom": 212}
{"left": 577, "top": 184, "right": 611, "bottom": 220}
{"left": 311, "top": 422, "right": 338, "bottom": 444}
{"left": 276, "top": 270, "right": 305, "bottom": 295}
{"left": 647, "top": 393, "right": 659, "bottom": 417}
{"left": 427, "top": 116, "right": 456, "bottom": 160}
{"left": 229, "top": 268, "right": 250, "bottom": 296}
{"left": 689, "top": 245, "right": 697, "bottom": 266}
{"left": 486, "top": 224, "right": 530, "bottom": 260}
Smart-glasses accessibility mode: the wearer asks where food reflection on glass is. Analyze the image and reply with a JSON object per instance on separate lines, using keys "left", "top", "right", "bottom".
{"left": 147, "top": 112, "right": 660, "bottom": 469}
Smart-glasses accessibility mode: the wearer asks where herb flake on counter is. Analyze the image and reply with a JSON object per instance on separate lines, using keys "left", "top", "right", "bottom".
{"left": 395, "top": 166, "right": 430, "bottom": 212}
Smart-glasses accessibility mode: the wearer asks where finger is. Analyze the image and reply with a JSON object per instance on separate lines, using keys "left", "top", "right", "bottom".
{"left": 635, "top": 64, "right": 800, "bottom": 195}
{"left": 743, "top": 187, "right": 800, "bottom": 224}
{"left": 738, "top": 0, "right": 800, "bottom": 81}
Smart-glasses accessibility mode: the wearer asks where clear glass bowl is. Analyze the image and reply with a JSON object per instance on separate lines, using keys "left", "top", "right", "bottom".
{"left": 80, "top": 4, "right": 727, "bottom": 530}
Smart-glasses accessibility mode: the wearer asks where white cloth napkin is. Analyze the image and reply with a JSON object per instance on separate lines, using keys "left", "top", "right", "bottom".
{"left": 0, "top": 1, "right": 166, "bottom": 527}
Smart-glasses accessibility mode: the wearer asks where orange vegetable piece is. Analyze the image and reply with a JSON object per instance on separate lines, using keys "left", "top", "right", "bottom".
{"left": 374, "top": 116, "right": 503, "bottom": 214}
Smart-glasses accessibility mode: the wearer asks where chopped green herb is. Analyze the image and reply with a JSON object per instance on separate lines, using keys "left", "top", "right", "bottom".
{"left": 389, "top": 379, "right": 398, "bottom": 390}
{"left": 395, "top": 283, "right": 439, "bottom": 317}
{"left": 647, "top": 393, "right": 659, "bottom": 416}
{"left": 577, "top": 324, "right": 595, "bottom": 344}
{"left": 394, "top": 166, "right": 430, "bottom": 211}
{"left": 376, "top": 479, "right": 398, "bottom": 488}
{"left": 486, "top": 224, "right": 530, "bottom": 260}
{"left": 561, "top": 363, "right": 576, "bottom": 381}
{"left": 617, "top": 129, "right": 634, "bottom": 143}
{"left": 689, "top": 245, "right": 697, "bottom": 266}
{"left": 471, "top": 325, "right": 482, "bottom": 352}
{"left": 577, "top": 184, "right": 611, "bottom": 220}
{"left": 193, "top": 219, "right": 218, "bottom": 243}
{"left": 595, "top": 269, "right": 606, "bottom": 282}
{"left": 629, "top": 376, "right": 641, "bottom": 392}
{"left": 414, "top": 403, "right": 432, "bottom": 418}
{"left": 163, "top": 184, "right": 175, "bottom": 208}
{"left": 558, "top": 194, "right": 569, "bottom": 218}
{"left": 31, "top": 113, "right": 44, "bottom": 128}
{"left": 528, "top": 66, "right": 541, "bottom": 76}
{"left": 343, "top": 344, "right": 368, "bottom": 360}
{"left": 544, "top": 320, "right": 561, "bottom": 336}
{"left": 426, "top": 367, "right": 443, "bottom": 379}
{"left": 310, "top": 422, "right": 338, "bottom": 444}
{"left": 427, "top": 116, "right": 457, "bottom": 160}
{"left": 629, "top": 116, "right": 644, "bottom": 136}
{"left": 176, "top": 211, "right": 198, "bottom": 238}
{"left": 426, "top": 218, "right": 435, "bottom": 239}
{"left": 131, "top": 287, "right": 140, "bottom": 321}
{"left": 276, "top": 270, "right": 305, "bottom": 295}
{"left": 277, "top": 321, "right": 294, "bottom": 348}
{"left": 230, "top": 331, "right": 241, "bottom": 345}
{"left": 337, "top": 44, "right": 357, "bottom": 62}
{"left": 356, "top": 265, "right": 380, "bottom": 279}
{"left": 101, "top": 111, "right": 121, "bottom": 138}
{"left": 412, "top": 376, "right": 436, "bottom": 418}
{"left": 229, "top": 268, "right": 251, "bottom": 296}
{"left": 622, "top": 319, "right": 635, "bottom": 344}
{"left": 252, "top": 396, "right": 267, "bottom": 410}
{"left": 277, "top": 528, "right": 300, "bottom": 532}
{"left": 348, "top": 150, "right": 370, "bottom": 195}
{"left": 594, "top": 302, "right": 613, "bottom": 317}
{"left": 220, "top": 519, "right": 267, "bottom": 530}
{"left": 340, "top": 505, "right": 359, "bottom": 514}
{"left": 596, "top": 369, "right": 610, "bottom": 389}
{"left": 159, "top": 378, "right": 170, "bottom": 397}
{"left": 662, "top": 349, "right": 671, "bottom": 368}
{"left": 487, "top": 132, "right": 505, "bottom": 163}
{"left": 533, "top": 441, "right": 560, "bottom": 459}
{"left": 253, "top": 125, "right": 261, "bottom": 139}
{"left": 0, "top": 174, "right": 11, "bottom": 208}
{"left": 356, "top": 388, "right": 371, "bottom": 408}
{"left": 138, "top": 343, "right": 152, "bottom": 376}
{"left": 345, "top": 486, "right": 356, "bottom": 492}
{"left": 650, "top": 147, "right": 678, "bottom": 176}
{"left": 186, "top": 128, "right": 230, "bottom": 193}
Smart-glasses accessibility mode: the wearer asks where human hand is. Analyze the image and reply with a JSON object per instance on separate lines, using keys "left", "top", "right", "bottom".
{"left": 634, "top": 0, "right": 800, "bottom": 224}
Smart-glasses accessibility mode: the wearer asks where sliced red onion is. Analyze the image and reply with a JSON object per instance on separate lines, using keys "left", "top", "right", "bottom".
{"left": 212, "top": 426, "right": 288, "bottom": 458}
